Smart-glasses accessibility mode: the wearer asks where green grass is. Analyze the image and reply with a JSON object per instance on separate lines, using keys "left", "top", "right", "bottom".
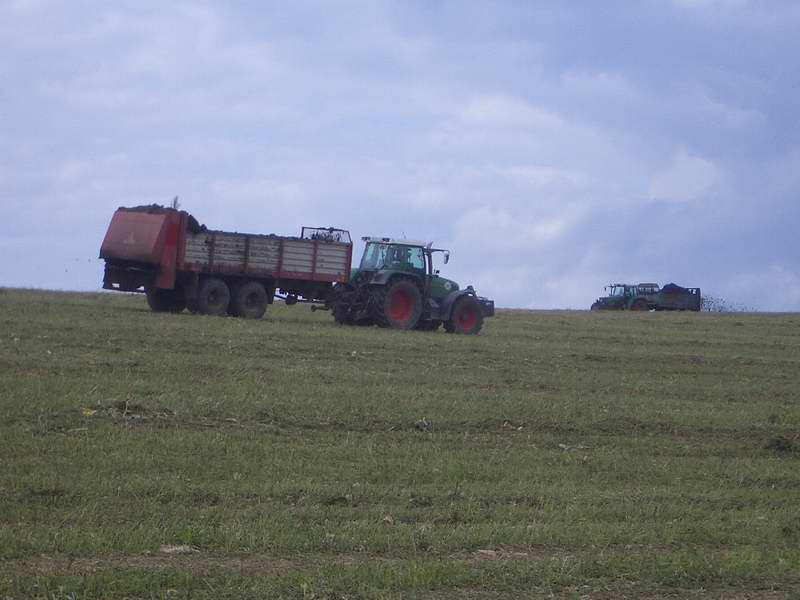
{"left": 1, "top": 288, "right": 799, "bottom": 599}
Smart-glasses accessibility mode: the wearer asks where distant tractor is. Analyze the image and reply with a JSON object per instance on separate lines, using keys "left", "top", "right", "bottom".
{"left": 326, "top": 237, "right": 494, "bottom": 334}
{"left": 591, "top": 282, "right": 701, "bottom": 311}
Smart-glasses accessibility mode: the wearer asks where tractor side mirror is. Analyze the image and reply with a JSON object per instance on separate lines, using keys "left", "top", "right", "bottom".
{"left": 434, "top": 269, "right": 440, "bottom": 275}
{"left": 443, "top": 251, "right": 450, "bottom": 264}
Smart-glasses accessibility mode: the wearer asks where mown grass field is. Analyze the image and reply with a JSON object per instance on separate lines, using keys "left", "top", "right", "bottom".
{"left": 1, "top": 288, "right": 799, "bottom": 599}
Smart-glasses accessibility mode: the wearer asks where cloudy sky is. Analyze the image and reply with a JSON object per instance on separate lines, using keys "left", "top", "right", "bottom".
{"left": 2, "top": 0, "right": 799, "bottom": 310}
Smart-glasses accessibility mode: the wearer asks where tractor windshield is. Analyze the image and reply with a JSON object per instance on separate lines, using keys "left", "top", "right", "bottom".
{"left": 360, "top": 243, "right": 426, "bottom": 274}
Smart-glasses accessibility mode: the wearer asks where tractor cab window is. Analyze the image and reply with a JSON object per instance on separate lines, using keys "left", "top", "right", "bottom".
{"left": 610, "top": 286, "right": 625, "bottom": 297}
{"left": 407, "top": 247, "right": 426, "bottom": 272}
{"left": 361, "top": 243, "right": 388, "bottom": 271}
{"left": 386, "top": 245, "right": 425, "bottom": 273}
{"left": 361, "top": 243, "right": 426, "bottom": 274}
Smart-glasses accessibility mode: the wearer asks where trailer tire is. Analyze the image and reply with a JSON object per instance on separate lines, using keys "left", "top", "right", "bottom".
{"left": 196, "top": 278, "right": 231, "bottom": 316}
{"left": 372, "top": 279, "right": 422, "bottom": 330}
{"left": 231, "top": 281, "right": 268, "bottom": 319}
{"left": 445, "top": 296, "right": 484, "bottom": 334}
{"left": 146, "top": 288, "right": 186, "bottom": 313}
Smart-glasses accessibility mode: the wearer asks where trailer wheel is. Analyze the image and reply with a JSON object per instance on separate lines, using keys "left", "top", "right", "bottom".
{"left": 146, "top": 288, "right": 186, "bottom": 313}
{"left": 630, "top": 299, "right": 649, "bottom": 311}
{"left": 372, "top": 279, "right": 422, "bottom": 330}
{"left": 445, "top": 296, "right": 484, "bottom": 334}
{"left": 231, "top": 281, "right": 268, "bottom": 319}
{"left": 196, "top": 278, "right": 231, "bottom": 316}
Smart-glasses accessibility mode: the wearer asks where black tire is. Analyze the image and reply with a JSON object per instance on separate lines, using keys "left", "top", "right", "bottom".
{"left": 146, "top": 287, "right": 186, "bottom": 313}
{"left": 630, "top": 299, "right": 649, "bottom": 312}
{"left": 372, "top": 279, "right": 422, "bottom": 330}
{"left": 332, "top": 305, "right": 352, "bottom": 325}
{"left": 416, "top": 319, "right": 442, "bottom": 332}
{"left": 195, "top": 278, "right": 231, "bottom": 316}
{"left": 231, "top": 281, "right": 268, "bottom": 319}
{"left": 445, "top": 295, "right": 484, "bottom": 334}
{"left": 590, "top": 301, "right": 601, "bottom": 311}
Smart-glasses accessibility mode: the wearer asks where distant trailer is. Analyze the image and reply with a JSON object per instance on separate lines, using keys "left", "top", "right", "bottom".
{"left": 657, "top": 283, "right": 702, "bottom": 311}
{"left": 99, "top": 205, "right": 352, "bottom": 319}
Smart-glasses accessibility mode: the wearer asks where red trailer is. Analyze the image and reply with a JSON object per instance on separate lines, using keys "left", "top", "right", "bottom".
{"left": 99, "top": 205, "right": 352, "bottom": 319}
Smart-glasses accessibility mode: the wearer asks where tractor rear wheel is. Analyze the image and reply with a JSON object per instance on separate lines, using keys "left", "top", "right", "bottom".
{"left": 445, "top": 296, "right": 484, "bottom": 334}
{"left": 231, "top": 281, "right": 268, "bottom": 319}
{"left": 372, "top": 279, "right": 422, "bottom": 330}
{"left": 146, "top": 287, "right": 186, "bottom": 313}
{"left": 630, "top": 299, "right": 649, "bottom": 311}
{"left": 333, "top": 304, "right": 354, "bottom": 325}
{"left": 196, "top": 278, "right": 231, "bottom": 316}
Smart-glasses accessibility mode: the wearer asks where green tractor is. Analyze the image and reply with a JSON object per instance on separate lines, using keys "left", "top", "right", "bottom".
{"left": 326, "top": 237, "right": 494, "bottom": 334}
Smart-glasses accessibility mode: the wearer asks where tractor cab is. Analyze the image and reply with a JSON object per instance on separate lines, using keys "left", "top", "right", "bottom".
{"left": 360, "top": 239, "right": 428, "bottom": 275}
{"left": 357, "top": 238, "right": 457, "bottom": 297}
{"left": 592, "top": 283, "right": 636, "bottom": 310}
{"left": 591, "top": 282, "right": 661, "bottom": 311}
{"left": 607, "top": 284, "right": 629, "bottom": 298}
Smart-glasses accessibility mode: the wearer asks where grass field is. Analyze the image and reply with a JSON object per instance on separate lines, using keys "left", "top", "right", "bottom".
{"left": 1, "top": 288, "right": 799, "bottom": 599}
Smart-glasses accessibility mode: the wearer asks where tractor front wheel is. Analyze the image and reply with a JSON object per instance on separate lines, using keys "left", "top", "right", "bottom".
{"left": 372, "top": 279, "right": 422, "bottom": 330}
{"left": 445, "top": 296, "right": 484, "bottom": 334}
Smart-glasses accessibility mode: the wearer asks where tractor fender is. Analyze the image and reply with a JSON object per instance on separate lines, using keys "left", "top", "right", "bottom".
{"left": 368, "top": 271, "right": 425, "bottom": 287}
{"left": 439, "top": 289, "right": 474, "bottom": 321}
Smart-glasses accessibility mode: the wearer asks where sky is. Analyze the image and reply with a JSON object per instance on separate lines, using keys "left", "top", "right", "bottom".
{"left": 2, "top": 0, "right": 799, "bottom": 310}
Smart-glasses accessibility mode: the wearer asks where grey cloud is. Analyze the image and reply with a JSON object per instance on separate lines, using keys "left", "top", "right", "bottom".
{"left": 1, "top": 1, "right": 798, "bottom": 310}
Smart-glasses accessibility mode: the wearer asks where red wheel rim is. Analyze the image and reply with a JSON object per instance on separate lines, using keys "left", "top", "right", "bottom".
{"left": 457, "top": 304, "right": 478, "bottom": 330}
{"left": 388, "top": 288, "right": 414, "bottom": 322}
{"left": 631, "top": 302, "right": 645, "bottom": 311}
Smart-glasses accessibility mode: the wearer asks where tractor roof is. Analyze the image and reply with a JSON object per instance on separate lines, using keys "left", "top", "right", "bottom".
{"left": 361, "top": 236, "right": 448, "bottom": 252}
